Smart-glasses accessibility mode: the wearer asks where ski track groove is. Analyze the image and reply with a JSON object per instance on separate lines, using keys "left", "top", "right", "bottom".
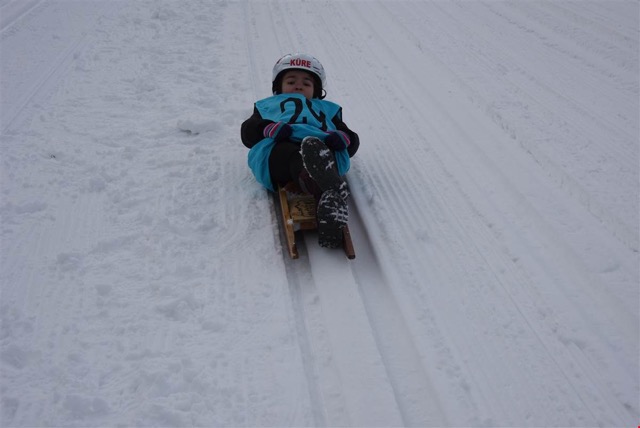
{"left": 0, "top": 0, "right": 45, "bottom": 33}
{"left": 273, "top": 2, "right": 398, "bottom": 424}
{"left": 347, "top": 203, "right": 449, "bottom": 427}
{"left": 430, "top": 4, "right": 632, "bottom": 422}
{"left": 244, "top": 8, "right": 334, "bottom": 423}
{"left": 1, "top": 1, "right": 112, "bottom": 135}
{"left": 479, "top": 2, "right": 637, "bottom": 148}
{"left": 430, "top": 1, "right": 636, "bottom": 170}
{"left": 517, "top": 1, "right": 637, "bottom": 72}
{"left": 279, "top": 1, "right": 452, "bottom": 425}
{"left": 322, "top": 1, "right": 636, "bottom": 424}
{"left": 303, "top": 1, "right": 436, "bottom": 243}
{"left": 2, "top": 34, "right": 85, "bottom": 134}
{"left": 376, "top": 0, "right": 637, "bottom": 350}
{"left": 341, "top": 5, "right": 554, "bottom": 420}
{"left": 312, "top": 4, "right": 489, "bottom": 420}
{"left": 281, "top": 253, "right": 331, "bottom": 427}
{"left": 548, "top": 0, "right": 639, "bottom": 48}
{"left": 242, "top": 2, "right": 335, "bottom": 425}
{"left": 383, "top": 0, "right": 638, "bottom": 252}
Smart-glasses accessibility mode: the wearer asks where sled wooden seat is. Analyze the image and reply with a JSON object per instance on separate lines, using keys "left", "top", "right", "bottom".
{"left": 277, "top": 183, "right": 355, "bottom": 260}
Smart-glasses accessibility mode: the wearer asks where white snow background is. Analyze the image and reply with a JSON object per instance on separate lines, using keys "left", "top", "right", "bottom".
{"left": 1, "top": 0, "right": 638, "bottom": 426}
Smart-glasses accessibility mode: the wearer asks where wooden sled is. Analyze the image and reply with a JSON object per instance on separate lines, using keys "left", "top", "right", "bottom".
{"left": 277, "top": 183, "right": 355, "bottom": 260}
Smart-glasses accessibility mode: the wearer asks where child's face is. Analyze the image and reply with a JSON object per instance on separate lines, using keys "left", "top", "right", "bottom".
{"left": 281, "top": 70, "right": 315, "bottom": 99}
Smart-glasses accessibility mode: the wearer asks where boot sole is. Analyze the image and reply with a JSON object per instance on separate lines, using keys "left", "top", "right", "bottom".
{"left": 317, "top": 190, "right": 348, "bottom": 249}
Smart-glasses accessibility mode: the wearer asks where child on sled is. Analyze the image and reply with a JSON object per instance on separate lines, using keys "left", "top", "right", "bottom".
{"left": 241, "top": 53, "right": 360, "bottom": 249}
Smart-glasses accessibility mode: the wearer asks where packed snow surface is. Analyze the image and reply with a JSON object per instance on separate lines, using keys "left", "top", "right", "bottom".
{"left": 1, "top": 0, "right": 638, "bottom": 426}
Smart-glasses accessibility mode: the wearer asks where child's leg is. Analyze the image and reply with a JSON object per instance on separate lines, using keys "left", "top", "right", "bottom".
{"left": 268, "top": 141, "right": 303, "bottom": 186}
{"left": 269, "top": 141, "right": 324, "bottom": 199}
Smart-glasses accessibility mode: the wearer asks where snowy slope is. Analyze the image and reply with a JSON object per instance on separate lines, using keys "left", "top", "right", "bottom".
{"left": 1, "top": 0, "right": 638, "bottom": 426}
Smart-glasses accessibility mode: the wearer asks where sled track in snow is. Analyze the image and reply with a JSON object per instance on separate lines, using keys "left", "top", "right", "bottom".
{"left": 344, "top": 203, "right": 447, "bottom": 426}
{"left": 278, "top": 199, "right": 447, "bottom": 426}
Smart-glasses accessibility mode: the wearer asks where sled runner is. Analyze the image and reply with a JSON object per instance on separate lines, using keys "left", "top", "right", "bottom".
{"left": 277, "top": 183, "right": 355, "bottom": 260}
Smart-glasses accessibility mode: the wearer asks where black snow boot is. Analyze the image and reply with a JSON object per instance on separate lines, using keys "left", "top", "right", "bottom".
{"left": 300, "top": 137, "right": 349, "bottom": 201}
{"left": 316, "top": 189, "right": 348, "bottom": 249}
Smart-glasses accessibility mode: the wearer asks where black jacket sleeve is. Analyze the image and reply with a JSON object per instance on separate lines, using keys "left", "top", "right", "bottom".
{"left": 241, "top": 105, "right": 273, "bottom": 149}
{"left": 332, "top": 113, "right": 360, "bottom": 158}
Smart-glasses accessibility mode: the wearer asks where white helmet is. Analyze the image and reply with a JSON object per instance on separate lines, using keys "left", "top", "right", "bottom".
{"left": 272, "top": 53, "right": 326, "bottom": 96}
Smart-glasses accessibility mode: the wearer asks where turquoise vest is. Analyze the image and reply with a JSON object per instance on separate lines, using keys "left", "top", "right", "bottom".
{"left": 247, "top": 93, "right": 351, "bottom": 191}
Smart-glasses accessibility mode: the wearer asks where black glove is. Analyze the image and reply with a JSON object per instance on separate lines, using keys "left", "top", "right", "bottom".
{"left": 324, "top": 131, "right": 350, "bottom": 151}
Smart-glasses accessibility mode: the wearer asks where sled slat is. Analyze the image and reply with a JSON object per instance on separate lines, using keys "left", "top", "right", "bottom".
{"left": 278, "top": 185, "right": 298, "bottom": 259}
{"left": 342, "top": 225, "right": 356, "bottom": 260}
